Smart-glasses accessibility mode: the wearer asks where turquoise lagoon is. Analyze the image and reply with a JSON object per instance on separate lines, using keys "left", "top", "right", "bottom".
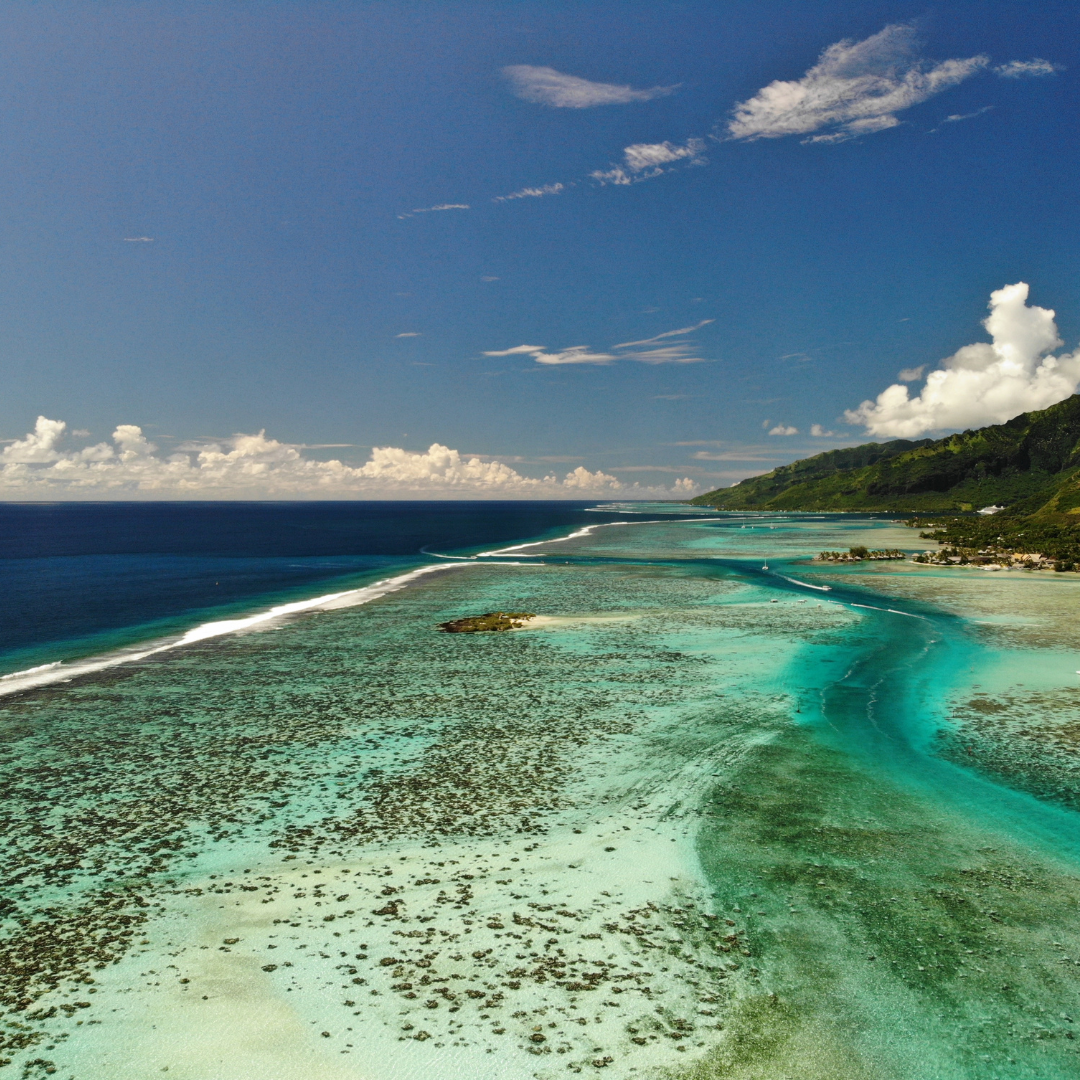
{"left": 1, "top": 512, "right": 1079, "bottom": 1079}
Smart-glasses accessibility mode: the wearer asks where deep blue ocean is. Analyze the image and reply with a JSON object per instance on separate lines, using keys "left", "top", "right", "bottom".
{"left": 0, "top": 500, "right": 626, "bottom": 675}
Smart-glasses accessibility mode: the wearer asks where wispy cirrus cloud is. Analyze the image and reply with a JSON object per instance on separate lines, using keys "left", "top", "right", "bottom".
{"left": 943, "top": 105, "right": 994, "bottom": 123}
{"left": 483, "top": 344, "right": 618, "bottom": 366}
{"left": 927, "top": 105, "right": 995, "bottom": 133}
{"left": 726, "top": 24, "right": 989, "bottom": 144}
{"left": 591, "top": 139, "right": 706, "bottom": 185}
{"left": 397, "top": 203, "right": 470, "bottom": 220}
{"left": 503, "top": 65, "right": 676, "bottom": 108}
{"left": 611, "top": 318, "right": 713, "bottom": 363}
{"left": 486, "top": 319, "right": 714, "bottom": 367}
{"left": 613, "top": 319, "right": 714, "bottom": 349}
{"left": 404, "top": 31, "right": 1059, "bottom": 222}
{"left": 395, "top": 332, "right": 421, "bottom": 338}
{"left": 676, "top": 440, "right": 786, "bottom": 461}
{"left": 690, "top": 450, "right": 775, "bottom": 462}
{"left": 618, "top": 344, "right": 709, "bottom": 364}
{"left": 493, "top": 183, "right": 565, "bottom": 203}
{"left": 995, "top": 58, "right": 1061, "bottom": 78}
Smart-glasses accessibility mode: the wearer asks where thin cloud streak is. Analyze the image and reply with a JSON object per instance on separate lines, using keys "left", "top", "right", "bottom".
{"left": 995, "top": 58, "right": 1061, "bottom": 78}
{"left": 689, "top": 450, "right": 785, "bottom": 462}
{"left": 943, "top": 106, "right": 994, "bottom": 123}
{"left": 483, "top": 327, "right": 712, "bottom": 365}
{"left": 620, "top": 345, "right": 709, "bottom": 364}
{"left": 397, "top": 204, "right": 469, "bottom": 219}
{"left": 613, "top": 319, "right": 714, "bottom": 349}
{"left": 493, "top": 183, "right": 565, "bottom": 203}
{"left": 503, "top": 65, "right": 676, "bottom": 108}
{"left": 483, "top": 345, "right": 618, "bottom": 366}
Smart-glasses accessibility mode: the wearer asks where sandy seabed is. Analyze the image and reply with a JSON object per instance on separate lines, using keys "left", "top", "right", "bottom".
{"left": 3, "top": 514, "right": 1080, "bottom": 1080}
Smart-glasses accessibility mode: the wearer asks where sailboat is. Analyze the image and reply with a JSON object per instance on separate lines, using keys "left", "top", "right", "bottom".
{"left": 762, "top": 558, "right": 769, "bottom": 570}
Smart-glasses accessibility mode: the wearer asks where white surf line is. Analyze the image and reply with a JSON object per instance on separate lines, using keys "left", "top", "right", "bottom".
{"left": 475, "top": 522, "right": 624, "bottom": 555}
{"left": 583, "top": 505, "right": 715, "bottom": 515}
{"left": 777, "top": 574, "right": 832, "bottom": 592}
{"left": 0, "top": 562, "right": 476, "bottom": 699}
{"left": 475, "top": 516, "right": 707, "bottom": 557}
{"left": 0, "top": 660, "right": 64, "bottom": 681}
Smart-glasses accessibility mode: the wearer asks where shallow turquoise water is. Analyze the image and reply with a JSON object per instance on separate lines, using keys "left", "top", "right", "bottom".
{"left": 1, "top": 514, "right": 1078, "bottom": 1079}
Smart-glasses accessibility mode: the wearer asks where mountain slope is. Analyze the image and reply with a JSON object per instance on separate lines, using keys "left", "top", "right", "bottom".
{"left": 691, "top": 395, "right": 1080, "bottom": 513}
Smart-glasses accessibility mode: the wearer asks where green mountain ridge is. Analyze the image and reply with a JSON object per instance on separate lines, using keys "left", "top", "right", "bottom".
{"left": 691, "top": 395, "right": 1080, "bottom": 515}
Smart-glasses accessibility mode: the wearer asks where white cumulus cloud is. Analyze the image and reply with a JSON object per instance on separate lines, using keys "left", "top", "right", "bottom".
{"left": 809, "top": 424, "right": 836, "bottom": 437}
{"left": 503, "top": 65, "right": 676, "bottom": 108}
{"left": 2, "top": 415, "right": 69, "bottom": 462}
{"left": 591, "top": 139, "right": 706, "bottom": 185}
{"left": 0, "top": 420, "right": 695, "bottom": 499}
{"left": 726, "top": 24, "right": 988, "bottom": 144}
{"left": 769, "top": 424, "right": 799, "bottom": 436}
{"left": 561, "top": 465, "right": 620, "bottom": 489}
{"left": 845, "top": 282, "right": 1080, "bottom": 437}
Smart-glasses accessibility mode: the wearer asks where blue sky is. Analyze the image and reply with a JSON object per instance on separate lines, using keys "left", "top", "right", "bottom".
{"left": 0, "top": 1, "right": 1077, "bottom": 498}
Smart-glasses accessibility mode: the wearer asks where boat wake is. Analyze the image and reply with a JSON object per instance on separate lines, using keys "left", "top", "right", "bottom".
{"left": 778, "top": 574, "right": 832, "bottom": 592}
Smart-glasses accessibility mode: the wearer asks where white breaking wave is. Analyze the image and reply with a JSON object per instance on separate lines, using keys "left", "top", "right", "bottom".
{"left": 0, "top": 515, "right": 699, "bottom": 698}
{"left": 0, "top": 562, "right": 472, "bottom": 698}
{"left": 0, "top": 660, "right": 64, "bottom": 681}
{"left": 475, "top": 516, "right": 706, "bottom": 557}
{"left": 475, "top": 523, "right": 612, "bottom": 556}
